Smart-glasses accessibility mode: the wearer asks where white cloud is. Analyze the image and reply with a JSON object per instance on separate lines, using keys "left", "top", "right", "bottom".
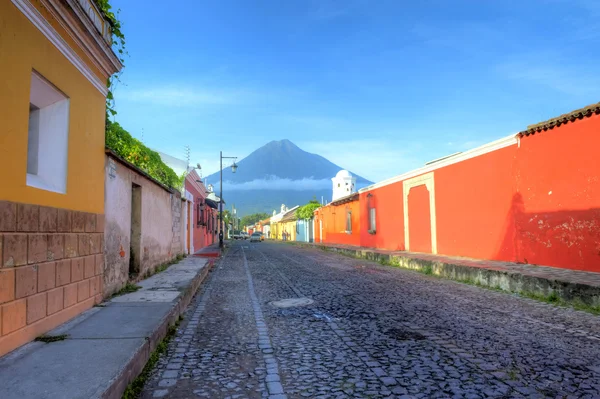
{"left": 224, "top": 177, "right": 332, "bottom": 191}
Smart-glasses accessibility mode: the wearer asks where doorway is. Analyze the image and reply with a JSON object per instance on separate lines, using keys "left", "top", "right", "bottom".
{"left": 130, "top": 183, "right": 142, "bottom": 277}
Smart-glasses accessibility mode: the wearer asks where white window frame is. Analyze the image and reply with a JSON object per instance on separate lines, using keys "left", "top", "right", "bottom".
{"left": 369, "top": 207, "right": 376, "bottom": 232}
{"left": 27, "top": 71, "right": 70, "bottom": 194}
{"left": 346, "top": 210, "right": 352, "bottom": 233}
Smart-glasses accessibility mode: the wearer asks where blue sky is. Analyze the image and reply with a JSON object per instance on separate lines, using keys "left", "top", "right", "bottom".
{"left": 111, "top": 0, "right": 599, "bottom": 182}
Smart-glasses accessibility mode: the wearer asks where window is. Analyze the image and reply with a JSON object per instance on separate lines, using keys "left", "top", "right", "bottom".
{"left": 346, "top": 211, "right": 352, "bottom": 232}
{"left": 197, "top": 201, "right": 205, "bottom": 226}
{"left": 369, "top": 207, "right": 376, "bottom": 233}
{"left": 27, "top": 71, "right": 70, "bottom": 193}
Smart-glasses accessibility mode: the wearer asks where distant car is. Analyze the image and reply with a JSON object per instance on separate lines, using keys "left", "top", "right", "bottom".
{"left": 232, "top": 231, "right": 242, "bottom": 240}
{"left": 250, "top": 232, "right": 262, "bottom": 242}
{"left": 240, "top": 232, "right": 250, "bottom": 240}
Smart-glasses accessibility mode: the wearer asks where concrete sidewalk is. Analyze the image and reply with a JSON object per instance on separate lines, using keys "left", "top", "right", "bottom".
{"left": 286, "top": 241, "right": 600, "bottom": 308}
{"left": 0, "top": 256, "right": 212, "bottom": 399}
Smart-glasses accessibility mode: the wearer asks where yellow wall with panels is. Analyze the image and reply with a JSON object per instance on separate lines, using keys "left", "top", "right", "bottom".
{"left": 0, "top": 1, "right": 106, "bottom": 214}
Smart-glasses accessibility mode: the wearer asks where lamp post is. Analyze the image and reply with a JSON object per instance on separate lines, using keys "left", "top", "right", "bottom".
{"left": 220, "top": 151, "right": 238, "bottom": 248}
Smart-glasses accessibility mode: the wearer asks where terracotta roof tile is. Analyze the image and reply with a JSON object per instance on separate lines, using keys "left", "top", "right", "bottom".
{"left": 330, "top": 192, "right": 359, "bottom": 206}
{"left": 519, "top": 102, "right": 600, "bottom": 137}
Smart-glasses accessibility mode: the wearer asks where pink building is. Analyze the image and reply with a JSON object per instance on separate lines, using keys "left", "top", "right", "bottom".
{"left": 184, "top": 171, "right": 218, "bottom": 253}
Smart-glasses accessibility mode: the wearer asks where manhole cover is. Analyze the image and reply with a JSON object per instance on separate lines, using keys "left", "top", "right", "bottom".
{"left": 385, "top": 328, "right": 426, "bottom": 341}
{"left": 270, "top": 297, "right": 314, "bottom": 308}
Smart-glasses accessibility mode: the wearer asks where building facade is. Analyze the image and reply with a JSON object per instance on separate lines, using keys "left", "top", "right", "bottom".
{"left": 317, "top": 103, "right": 600, "bottom": 273}
{"left": 0, "top": 0, "right": 122, "bottom": 356}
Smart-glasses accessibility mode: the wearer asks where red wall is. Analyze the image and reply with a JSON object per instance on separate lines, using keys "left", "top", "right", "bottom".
{"left": 359, "top": 184, "right": 405, "bottom": 251}
{"left": 319, "top": 112, "right": 600, "bottom": 272}
{"left": 185, "top": 180, "right": 215, "bottom": 252}
{"left": 435, "top": 145, "right": 517, "bottom": 260}
{"left": 507, "top": 114, "right": 600, "bottom": 271}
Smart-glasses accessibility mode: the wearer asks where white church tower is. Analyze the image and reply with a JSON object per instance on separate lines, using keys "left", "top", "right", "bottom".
{"left": 332, "top": 170, "right": 356, "bottom": 202}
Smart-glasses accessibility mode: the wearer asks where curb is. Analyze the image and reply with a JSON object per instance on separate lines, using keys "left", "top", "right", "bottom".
{"left": 287, "top": 242, "right": 600, "bottom": 308}
{"left": 101, "top": 258, "right": 215, "bottom": 399}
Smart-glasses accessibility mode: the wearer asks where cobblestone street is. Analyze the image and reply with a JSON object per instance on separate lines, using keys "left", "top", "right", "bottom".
{"left": 142, "top": 241, "right": 600, "bottom": 399}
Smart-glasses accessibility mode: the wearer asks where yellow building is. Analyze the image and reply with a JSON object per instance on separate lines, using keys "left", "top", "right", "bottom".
{"left": 0, "top": 0, "right": 122, "bottom": 356}
{"left": 271, "top": 206, "right": 298, "bottom": 241}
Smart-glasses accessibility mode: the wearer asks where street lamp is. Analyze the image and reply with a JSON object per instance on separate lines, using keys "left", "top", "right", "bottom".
{"left": 220, "top": 151, "right": 237, "bottom": 248}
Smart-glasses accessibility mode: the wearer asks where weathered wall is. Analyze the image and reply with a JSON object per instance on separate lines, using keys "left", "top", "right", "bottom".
{"left": 507, "top": 114, "right": 600, "bottom": 271}
{"left": 171, "top": 193, "right": 185, "bottom": 258}
{"left": 104, "top": 155, "right": 183, "bottom": 296}
{"left": 0, "top": 201, "right": 104, "bottom": 357}
{"left": 0, "top": 2, "right": 106, "bottom": 214}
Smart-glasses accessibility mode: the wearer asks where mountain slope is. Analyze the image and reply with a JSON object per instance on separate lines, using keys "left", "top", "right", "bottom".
{"left": 204, "top": 139, "right": 372, "bottom": 216}
{"left": 208, "top": 139, "right": 371, "bottom": 184}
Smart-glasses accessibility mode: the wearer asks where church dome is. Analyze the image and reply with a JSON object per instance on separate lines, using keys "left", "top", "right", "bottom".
{"left": 335, "top": 170, "right": 352, "bottom": 179}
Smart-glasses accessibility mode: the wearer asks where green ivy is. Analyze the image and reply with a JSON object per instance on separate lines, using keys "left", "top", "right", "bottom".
{"left": 94, "top": 0, "right": 126, "bottom": 118}
{"left": 296, "top": 199, "right": 321, "bottom": 220}
{"left": 106, "top": 120, "right": 183, "bottom": 189}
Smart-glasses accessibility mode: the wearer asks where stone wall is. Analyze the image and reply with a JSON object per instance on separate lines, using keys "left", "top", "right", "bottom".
{"left": 0, "top": 201, "right": 104, "bottom": 357}
{"left": 104, "top": 154, "right": 185, "bottom": 296}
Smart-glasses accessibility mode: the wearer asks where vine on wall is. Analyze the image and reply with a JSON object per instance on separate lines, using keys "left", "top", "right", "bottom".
{"left": 106, "top": 121, "right": 184, "bottom": 190}
{"left": 97, "top": 2, "right": 183, "bottom": 190}
{"left": 94, "top": 0, "right": 126, "bottom": 117}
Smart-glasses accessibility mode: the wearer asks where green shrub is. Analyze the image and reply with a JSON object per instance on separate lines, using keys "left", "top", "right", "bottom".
{"left": 106, "top": 121, "right": 184, "bottom": 189}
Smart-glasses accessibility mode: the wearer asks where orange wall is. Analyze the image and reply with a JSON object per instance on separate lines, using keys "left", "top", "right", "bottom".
{"left": 319, "top": 200, "right": 361, "bottom": 246}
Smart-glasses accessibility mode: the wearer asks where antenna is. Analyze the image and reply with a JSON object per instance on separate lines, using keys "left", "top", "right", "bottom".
{"left": 141, "top": 128, "right": 144, "bottom": 143}
{"left": 184, "top": 145, "right": 191, "bottom": 168}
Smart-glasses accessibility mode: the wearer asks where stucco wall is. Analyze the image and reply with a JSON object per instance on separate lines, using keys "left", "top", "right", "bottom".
{"left": 317, "top": 200, "right": 361, "bottom": 246}
{"left": 321, "top": 114, "right": 600, "bottom": 272}
{"left": 104, "top": 155, "right": 184, "bottom": 296}
{"left": 0, "top": 2, "right": 106, "bottom": 214}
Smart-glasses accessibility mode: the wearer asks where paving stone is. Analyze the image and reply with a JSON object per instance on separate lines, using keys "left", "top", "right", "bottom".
{"left": 140, "top": 242, "right": 600, "bottom": 399}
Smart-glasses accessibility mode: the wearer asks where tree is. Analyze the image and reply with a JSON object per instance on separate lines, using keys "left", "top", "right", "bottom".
{"left": 296, "top": 199, "right": 321, "bottom": 220}
{"left": 240, "top": 213, "right": 270, "bottom": 228}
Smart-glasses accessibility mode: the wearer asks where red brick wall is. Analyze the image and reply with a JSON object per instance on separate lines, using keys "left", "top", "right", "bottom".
{"left": 0, "top": 200, "right": 104, "bottom": 357}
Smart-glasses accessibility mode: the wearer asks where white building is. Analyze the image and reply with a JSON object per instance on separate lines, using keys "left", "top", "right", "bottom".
{"left": 331, "top": 170, "right": 356, "bottom": 202}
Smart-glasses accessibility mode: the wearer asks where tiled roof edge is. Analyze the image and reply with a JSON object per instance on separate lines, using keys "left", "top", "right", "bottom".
{"left": 519, "top": 102, "right": 600, "bottom": 137}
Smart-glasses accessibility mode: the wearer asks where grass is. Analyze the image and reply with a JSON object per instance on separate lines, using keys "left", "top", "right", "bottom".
{"left": 35, "top": 334, "right": 68, "bottom": 343}
{"left": 111, "top": 282, "right": 142, "bottom": 299}
{"left": 121, "top": 318, "right": 182, "bottom": 399}
{"left": 142, "top": 254, "right": 186, "bottom": 280}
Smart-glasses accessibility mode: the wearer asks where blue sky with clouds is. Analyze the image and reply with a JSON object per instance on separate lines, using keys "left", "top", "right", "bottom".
{"left": 111, "top": 0, "right": 599, "bottom": 182}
